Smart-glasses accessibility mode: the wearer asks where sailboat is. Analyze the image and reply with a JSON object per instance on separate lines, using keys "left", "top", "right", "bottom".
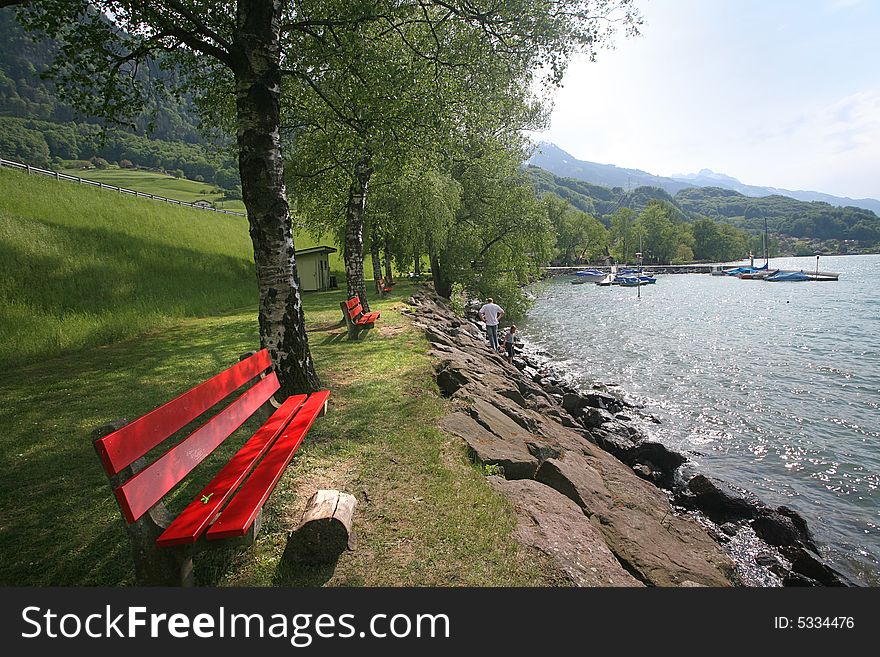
{"left": 735, "top": 218, "right": 776, "bottom": 279}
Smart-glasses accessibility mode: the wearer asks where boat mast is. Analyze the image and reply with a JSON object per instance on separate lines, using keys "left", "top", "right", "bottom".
{"left": 764, "top": 217, "right": 769, "bottom": 266}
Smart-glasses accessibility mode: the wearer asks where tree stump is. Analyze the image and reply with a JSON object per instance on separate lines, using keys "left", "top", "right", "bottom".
{"left": 283, "top": 490, "right": 357, "bottom": 565}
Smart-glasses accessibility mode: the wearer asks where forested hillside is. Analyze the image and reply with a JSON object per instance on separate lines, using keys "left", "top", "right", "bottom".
{"left": 527, "top": 165, "right": 880, "bottom": 254}
{"left": 0, "top": 12, "right": 201, "bottom": 141}
{"left": 0, "top": 13, "right": 240, "bottom": 191}
{"left": 676, "top": 187, "right": 880, "bottom": 244}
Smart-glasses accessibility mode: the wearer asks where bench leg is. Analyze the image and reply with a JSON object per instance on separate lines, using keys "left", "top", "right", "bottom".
{"left": 126, "top": 509, "right": 194, "bottom": 587}
{"left": 93, "top": 420, "right": 194, "bottom": 586}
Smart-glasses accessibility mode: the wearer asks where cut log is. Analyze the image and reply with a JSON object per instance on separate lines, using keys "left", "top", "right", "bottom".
{"left": 282, "top": 490, "right": 357, "bottom": 565}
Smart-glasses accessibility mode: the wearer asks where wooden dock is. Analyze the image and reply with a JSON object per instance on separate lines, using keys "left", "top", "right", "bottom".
{"left": 545, "top": 264, "right": 713, "bottom": 275}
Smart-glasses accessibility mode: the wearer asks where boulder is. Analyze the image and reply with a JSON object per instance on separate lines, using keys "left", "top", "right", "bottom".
{"left": 751, "top": 510, "right": 815, "bottom": 550}
{"left": 468, "top": 397, "right": 534, "bottom": 440}
{"left": 580, "top": 407, "right": 617, "bottom": 428}
{"left": 435, "top": 365, "right": 471, "bottom": 397}
{"left": 581, "top": 390, "right": 622, "bottom": 411}
{"left": 628, "top": 441, "right": 687, "bottom": 488}
{"left": 535, "top": 451, "right": 737, "bottom": 587}
{"left": 779, "top": 546, "right": 852, "bottom": 587}
{"left": 684, "top": 474, "right": 763, "bottom": 522}
{"left": 720, "top": 522, "right": 739, "bottom": 537}
{"left": 439, "top": 413, "right": 538, "bottom": 479}
{"left": 561, "top": 392, "right": 588, "bottom": 415}
{"left": 590, "top": 427, "right": 639, "bottom": 456}
{"left": 489, "top": 477, "right": 642, "bottom": 587}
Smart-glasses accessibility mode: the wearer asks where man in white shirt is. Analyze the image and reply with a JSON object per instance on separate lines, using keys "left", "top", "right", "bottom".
{"left": 478, "top": 297, "right": 505, "bottom": 352}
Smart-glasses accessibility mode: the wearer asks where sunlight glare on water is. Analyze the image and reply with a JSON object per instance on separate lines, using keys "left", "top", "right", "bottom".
{"left": 520, "top": 254, "right": 880, "bottom": 585}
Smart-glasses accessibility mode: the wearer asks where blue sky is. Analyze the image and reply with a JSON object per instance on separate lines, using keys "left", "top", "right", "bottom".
{"left": 538, "top": 0, "right": 880, "bottom": 199}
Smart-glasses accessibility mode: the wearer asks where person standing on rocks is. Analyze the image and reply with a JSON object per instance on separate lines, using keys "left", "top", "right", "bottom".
{"left": 478, "top": 297, "right": 505, "bottom": 353}
{"left": 503, "top": 325, "right": 518, "bottom": 363}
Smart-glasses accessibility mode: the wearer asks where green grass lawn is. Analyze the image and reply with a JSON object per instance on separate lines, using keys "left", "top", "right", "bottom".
{"left": 0, "top": 166, "right": 256, "bottom": 369}
{"left": 0, "top": 167, "right": 373, "bottom": 369}
{"left": 59, "top": 166, "right": 247, "bottom": 211}
{"left": 0, "top": 165, "right": 553, "bottom": 587}
{"left": 0, "top": 283, "right": 559, "bottom": 586}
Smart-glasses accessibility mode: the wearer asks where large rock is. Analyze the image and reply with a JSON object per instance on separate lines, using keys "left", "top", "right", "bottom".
{"left": 489, "top": 477, "right": 643, "bottom": 587}
{"left": 582, "top": 390, "right": 625, "bottom": 413}
{"left": 580, "top": 407, "right": 617, "bottom": 428}
{"left": 684, "top": 474, "right": 764, "bottom": 522}
{"left": 751, "top": 510, "right": 814, "bottom": 550}
{"left": 780, "top": 546, "right": 852, "bottom": 587}
{"left": 439, "top": 412, "right": 538, "bottom": 479}
{"left": 467, "top": 397, "right": 536, "bottom": 440}
{"left": 535, "top": 451, "right": 737, "bottom": 587}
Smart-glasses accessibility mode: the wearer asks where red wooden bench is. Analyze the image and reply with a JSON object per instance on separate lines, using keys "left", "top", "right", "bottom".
{"left": 92, "top": 348, "right": 329, "bottom": 585}
{"left": 340, "top": 295, "right": 380, "bottom": 339}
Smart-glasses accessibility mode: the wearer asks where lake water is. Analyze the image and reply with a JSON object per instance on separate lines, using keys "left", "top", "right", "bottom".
{"left": 520, "top": 254, "right": 880, "bottom": 585}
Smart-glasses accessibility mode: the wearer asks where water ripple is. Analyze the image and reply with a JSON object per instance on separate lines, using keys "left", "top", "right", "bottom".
{"left": 522, "top": 254, "right": 880, "bottom": 585}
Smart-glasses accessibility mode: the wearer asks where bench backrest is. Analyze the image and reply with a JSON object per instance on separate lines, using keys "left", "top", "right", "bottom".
{"left": 345, "top": 296, "right": 364, "bottom": 319}
{"left": 94, "top": 349, "right": 278, "bottom": 523}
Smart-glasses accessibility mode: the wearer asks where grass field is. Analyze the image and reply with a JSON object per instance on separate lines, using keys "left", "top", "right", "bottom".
{"left": 0, "top": 282, "right": 558, "bottom": 586}
{"left": 55, "top": 166, "right": 365, "bottom": 271}
{"left": 0, "top": 166, "right": 256, "bottom": 369}
{"left": 59, "top": 166, "right": 247, "bottom": 211}
{"left": 0, "top": 166, "right": 371, "bottom": 368}
{"left": 0, "top": 165, "right": 551, "bottom": 586}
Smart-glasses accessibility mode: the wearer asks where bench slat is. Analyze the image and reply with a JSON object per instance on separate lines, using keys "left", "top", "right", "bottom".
{"left": 114, "top": 373, "right": 280, "bottom": 523}
{"left": 155, "top": 393, "right": 308, "bottom": 547}
{"left": 205, "top": 390, "right": 331, "bottom": 540}
{"left": 348, "top": 303, "right": 364, "bottom": 318}
{"left": 345, "top": 297, "right": 360, "bottom": 311}
{"left": 95, "top": 350, "right": 273, "bottom": 475}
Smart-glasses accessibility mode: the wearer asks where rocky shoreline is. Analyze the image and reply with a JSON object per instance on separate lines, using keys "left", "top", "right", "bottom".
{"left": 403, "top": 288, "right": 852, "bottom": 587}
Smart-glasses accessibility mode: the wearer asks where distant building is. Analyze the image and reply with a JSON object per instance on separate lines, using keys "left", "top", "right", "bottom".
{"left": 296, "top": 246, "right": 337, "bottom": 291}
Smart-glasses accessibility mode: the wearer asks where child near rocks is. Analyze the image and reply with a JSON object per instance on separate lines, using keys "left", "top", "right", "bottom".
{"left": 502, "top": 325, "right": 518, "bottom": 363}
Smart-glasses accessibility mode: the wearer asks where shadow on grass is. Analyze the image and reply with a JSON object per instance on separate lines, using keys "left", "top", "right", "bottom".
{"left": 273, "top": 556, "right": 340, "bottom": 587}
{"left": 0, "top": 281, "right": 429, "bottom": 585}
{"left": 0, "top": 314, "right": 260, "bottom": 585}
{"left": 0, "top": 219, "right": 256, "bottom": 369}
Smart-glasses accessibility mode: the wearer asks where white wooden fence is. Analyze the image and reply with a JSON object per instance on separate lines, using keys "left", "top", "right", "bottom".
{"left": 0, "top": 157, "right": 246, "bottom": 217}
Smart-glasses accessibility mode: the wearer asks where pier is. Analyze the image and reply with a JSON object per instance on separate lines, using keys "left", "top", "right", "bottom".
{"left": 545, "top": 264, "right": 713, "bottom": 275}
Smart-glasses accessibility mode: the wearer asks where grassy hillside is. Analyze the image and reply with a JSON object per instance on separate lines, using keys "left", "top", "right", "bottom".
{"left": 59, "top": 166, "right": 246, "bottom": 211}
{"left": 57, "top": 165, "right": 359, "bottom": 268}
{"left": 0, "top": 166, "right": 385, "bottom": 369}
{"left": 0, "top": 166, "right": 257, "bottom": 368}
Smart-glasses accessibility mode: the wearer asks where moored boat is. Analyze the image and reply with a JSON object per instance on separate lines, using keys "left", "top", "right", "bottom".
{"left": 765, "top": 270, "right": 809, "bottom": 282}
{"left": 573, "top": 268, "right": 607, "bottom": 282}
{"left": 765, "top": 270, "right": 840, "bottom": 282}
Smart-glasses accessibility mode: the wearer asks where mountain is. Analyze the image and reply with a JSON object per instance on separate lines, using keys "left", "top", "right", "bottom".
{"left": 526, "top": 165, "right": 686, "bottom": 219}
{"left": 0, "top": 11, "right": 204, "bottom": 144}
{"left": 525, "top": 165, "right": 880, "bottom": 249}
{"left": 530, "top": 142, "right": 880, "bottom": 215}
{"left": 670, "top": 169, "right": 880, "bottom": 216}
{"left": 528, "top": 142, "right": 695, "bottom": 195}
